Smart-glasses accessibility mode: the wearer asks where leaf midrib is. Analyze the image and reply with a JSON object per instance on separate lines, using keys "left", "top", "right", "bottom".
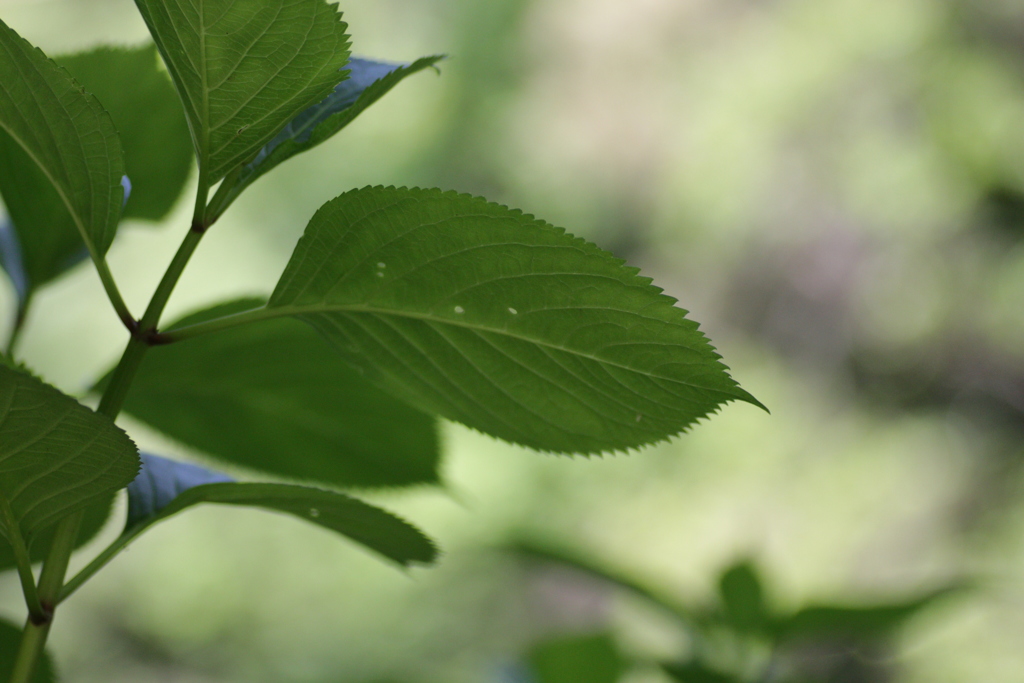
{"left": 266, "top": 303, "right": 736, "bottom": 395}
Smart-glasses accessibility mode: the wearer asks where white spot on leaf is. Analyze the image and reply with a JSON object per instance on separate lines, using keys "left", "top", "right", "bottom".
{"left": 309, "top": 508, "right": 320, "bottom": 518}
{"left": 508, "top": 307, "right": 518, "bottom": 315}
{"left": 635, "top": 414, "right": 642, "bottom": 422}
{"left": 454, "top": 306, "right": 465, "bottom": 314}
{"left": 377, "top": 262, "right": 386, "bottom": 268}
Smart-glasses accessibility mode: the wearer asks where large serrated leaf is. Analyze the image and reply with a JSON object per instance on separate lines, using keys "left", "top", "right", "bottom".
{"left": 269, "top": 186, "right": 761, "bottom": 454}
{"left": 122, "top": 454, "right": 436, "bottom": 567}
{"left": 0, "top": 18, "right": 125, "bottom": 287}
{"left": 209, "top": 55, "right": 443, "bottom": 219}
{"left": 0, "top": 365, "right": 140, "bottom": 546}
{"left": 107, "top": 299, "right": 440, "bottom": 488}
{"left": 133, "top": 0, "right": 351, "bottom": 182}
{"left": 0, "top": 618, "right": 54, "bottom": 682}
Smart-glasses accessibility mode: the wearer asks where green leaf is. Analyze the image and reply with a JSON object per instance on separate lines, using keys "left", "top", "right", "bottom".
{"left": 108, "top": 299, "right": 440, "bottom": 488}
{"left": 0, "top": 43, "right": 192, "bottom": 301}
{"left": 528, "top": 632, "right": 623, "bottom": 683}
{"left": 0, "top": 18, "right": 126, "bottom": 275}
{"left": 0, "top": 618, "right": 55, "bottom": 682}
{"left": 133, "top": 0, "right": 351, "bottom": 182}
{"left": 209, "top": 55, "right": 443, "bottom": 220}
{"left": 57, "top": 44, "right": 193, "bottom": 221}
{"left": 0, "top": 134, "right": 90, "bottom": 301}
{"left": 270, "top": 186, "right": 761, "bottom": 454}
{"left": 124, "top": 476, "right": 437, "bottom": 567}
{"left": 0, "top": 365, "right": 139, "bottom": 547}
{"left": 661, "top": 661, "right": 741, "bottom": 683}
{"left": 718, "top": 560, "right": 770, "bottom": 634}
{"left": 771, "top": 585, "right": 962, "bottom": 644}
{"left": 0, "top": 496, "right": 114, "bottom": 572}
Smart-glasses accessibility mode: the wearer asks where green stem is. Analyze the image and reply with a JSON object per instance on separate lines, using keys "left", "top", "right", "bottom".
{"left": 5, "top": 291, "right": 33, "bottom": 358}
{"left": 0, "top": 495, "right": 44, "bottom": 623}
{"left": 156, "top": 303, "right": 281, "bottom": 343}
{"left": 59, "top": 524, "right": 146, "bottom": 604}
{"left": 9, "top": 172, "right": 214, "bottom": 682}
{"left": 7, "top": 618, "right": 49, "bottom": 683}
{"left": 94, "top": 257, "right": 135, "bottom": 331}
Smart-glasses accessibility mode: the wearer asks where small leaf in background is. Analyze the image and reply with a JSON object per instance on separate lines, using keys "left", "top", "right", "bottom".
{"left": 270, "top": 186, "right": 761, "bottom": 454}
{"left": 527, "top": 632, "right": 623, "bottom": 683}
{"left": 126, "top": 453, "right": 234, "bottom": 529}
{"left": 0, "top": 496, "right": 114, "bottom": 572}
{"left": 108, "top": 299, "right": 440, "bottom": 488}
{"left": 0, "top": 618, "right": 54, "bottom": 682}
{"left": 210, "top": 55, "right": 443, "bottom": 218}
{"left": 122, "top": 474, "right": 437, "bottom": 567}
{"left": 133, "top": 0, "right": 351, "bottom": 182}
{"left": 718, "top": 560, "right": 770, "bottom": 634}
{"left": 0, "top": 365, "right": 140, "bottom": 546}
{"left": 772, "top": 585, "right": 962, "bottom": 644}
{"left": 0, "top": 18, "right": 125, "bottom": 291}
{"left": 661, "top": 660, "right": 742, "bottom": 683}
{"left": 57, "top": 45, "right": 193, "bottom": 221}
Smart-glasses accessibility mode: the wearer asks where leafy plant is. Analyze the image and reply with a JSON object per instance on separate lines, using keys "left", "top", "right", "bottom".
{"left": 511, "top": 540, "right": 963, "bottom": 683}
{"left": 0, "top": 1, "right": 760, "bottom": 680}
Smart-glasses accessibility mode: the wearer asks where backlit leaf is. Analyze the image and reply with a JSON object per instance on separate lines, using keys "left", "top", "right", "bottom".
{"left": 0, "top": 365, "right": 139, "bottom": 546}
{"left": 58, "top": 44, "right": 192, "bottom": 221}
{"left": 270, "top": 186, "right": 762, "bottom": 454}
{"left": 133, "top": 0, "right": 351, "bottom": 182}
{"left": 209, "top": 55, "right": 443, "bottom": 219}
{"left": 0, "top": 18, "right": 125, "bottom": 294}
{"left": 110, "top": 299, "right": 440, "bottom": 488}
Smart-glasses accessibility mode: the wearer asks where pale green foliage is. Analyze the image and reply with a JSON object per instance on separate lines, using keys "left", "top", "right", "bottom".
{"left": 270, "top": 186, "right": 759, "bottom": 453}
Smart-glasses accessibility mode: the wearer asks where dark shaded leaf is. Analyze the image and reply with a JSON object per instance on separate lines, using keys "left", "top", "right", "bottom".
{"left": 133, "top": 0, "right": 351, "bottom": 182}
{"left": 0, "top": 365, "right": 139, "bottom": 546}
{"left": 57, "top": 44, "right": 192, "bottom": 221}
{"left": 528, "top": 632, "right": 623, "bottom": 683}
{"left": 209, "top": 55, "right": 443, "bottom": 219}
{"left": 109, "top": 299, "right": 440, "bottom": 488}
{"left": 718, "top": 560, "right": 770, "bottom": 634}
{"left": 0, "top": 618, "right": 54, "bottom": 682}
{"left": 123, "top": 478, "right": 437, "bottom": 566}
{"left": 270, "top": 186, "right": 761, "bottom": 454}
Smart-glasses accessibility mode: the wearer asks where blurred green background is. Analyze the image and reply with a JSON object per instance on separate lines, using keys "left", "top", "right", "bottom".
{"left": 3, "top": 0, "right": 1024, "bottom": 680}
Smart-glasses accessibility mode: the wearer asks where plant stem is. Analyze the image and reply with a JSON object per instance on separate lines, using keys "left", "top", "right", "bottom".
{"left": 9, "top": 173, "right": 214, "bottom": 682}
{"left": 7, "top": 618, "right": 49, "bottom": 683}
{"left": 4, "top": 291, "right": 32, "bottom": 358}
{"left": 0, "top": 495, "right": 44, "bottom": 623}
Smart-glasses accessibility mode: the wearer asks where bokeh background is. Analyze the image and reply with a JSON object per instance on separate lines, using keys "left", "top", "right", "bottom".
{"left": 2, "top": 0, "right": 1024, "bottom": 680}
